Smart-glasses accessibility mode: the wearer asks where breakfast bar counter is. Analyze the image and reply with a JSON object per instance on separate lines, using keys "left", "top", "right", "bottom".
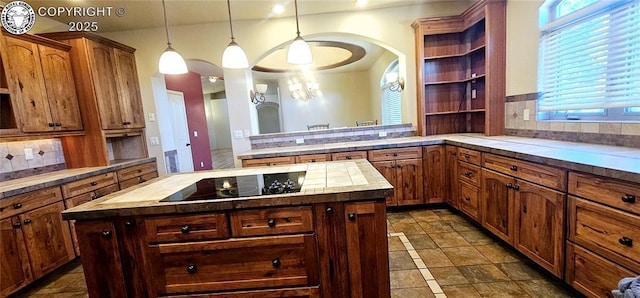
{"left": 63, "top": 160, "right": 393, "bottom": 298}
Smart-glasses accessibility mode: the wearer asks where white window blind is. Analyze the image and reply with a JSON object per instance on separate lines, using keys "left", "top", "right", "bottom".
{"left": 538, "top": 0, "right": 640, "bottom": 112}
{"left": 381, "top": 87, "right": 401, "bottom": 125}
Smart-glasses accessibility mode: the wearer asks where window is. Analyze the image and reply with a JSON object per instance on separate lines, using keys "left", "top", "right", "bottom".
{"left": 538, "top": 0, "right": 640, "bottom": 122}
{"left": 381, "top": 60, "right": 402, "bottom": 125}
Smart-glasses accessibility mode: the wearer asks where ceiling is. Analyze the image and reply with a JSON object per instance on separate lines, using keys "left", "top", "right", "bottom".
{"left": 22, "top": 0, "right": 462, "bottom": 32}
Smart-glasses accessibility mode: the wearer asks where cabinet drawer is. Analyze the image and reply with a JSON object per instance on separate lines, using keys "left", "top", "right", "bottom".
{"left": 61, "top": 172, "right": 117, "bottom": 198}
{"left": 457, "top": 148, "right": 481, "bottom": 165}
{"left": 1, "top": 187, "right": 63, "bottom": 219}
{"left": 154, "top": 234, "right": 319, "bottom": 294}
{"left": 566, "top": 242, "right": 637, "bottom": 298}
{"left": 295, "top": 154, "right": 331, "bottom": 163}
{"left": 569, "top": 172, "right": 640, "bottom": 215}
{"left": 458, "top": 162, "right": 481, "bottom": 186}
{"left": 231, "top": 207, "right": 313, "bottom": 237}
{"left": 483, "top": 153, "right": 566, "bottom": 191}
{"left": 165, "top": 286, "right": 320, "bottom": 298}
{"left": 119, "top": 172, "right": 158, "bottom": 189}
{"left": 65, "top": 184, "right": 120, "bottom": 208}
{"left": 242, "top": 157, "right": 296, "bottom": 168}
{"left": 459, "top": 181, "right": 480, "bottom": 221}
{"left": 331, "top": 151, "right": 367, "bottom": 161}
{"left": 568, "top": 196, "right": 640, "bottom": 272}
{"left": 117, "top": 162, "right": 157, "bottom": 181}
{"left": 146, "top": 213, "right": 229, "bottom": 243}
{"left": 368, "top": 147, "right": 422, "bottom": 162}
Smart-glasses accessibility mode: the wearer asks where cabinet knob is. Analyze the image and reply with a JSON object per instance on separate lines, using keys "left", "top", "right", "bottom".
{"left": 181, "top": 225, "right": 191, "bottom": 234}
{"left": 139, "top": 177, "right": 146, "bottom": 183}
{"left": 506, "top": 183, "right": 513, "bottom": 189}
{"left": 23, "top": 219, "right": 32, "bottom": 225}
{"left": 326, "top": 207, "right": 334, "bottom": 214}
{"left": 13, "top": 203, "right": 22, "bottom": 209}
{"left": 266, "top": 162, "right": 271, "bottom": 166}
{"left": 622, "top": 194, "right": 636, "bottom": 203}
{"left": 90, "top": 181, "right": 98, "bottom": 186}
{"left": 464, "top": 171, "right": 473, "bottom": 177}
{"left": 393, "top": 153, "right": 398, "bottom": 157}
{"left": 619, "top": 237, "right": 633, "bottom": 247}
{"left": 464, "top": 154, "right": 470, "bottom": 159}
{"left": 510, "top": 165, "right": 518, "bottom": 171}
{"left": 522, "top": 206, "right": 527, "bottom": 213}
{"left": 186, "top": 264, "right": 197, "bottom": 274}
{"left": 272, "top": 258, "right": 281, "bottom": 268}
{"left": 123, "top": 121, "right": 131, "bottom": 125}
{"left": 464, "top": 196, "right": 471, "bottom": 201}
{"left": 451, "top": 151, "right": 457, "bottom": 156}
{"left": 348, "top": 213, "right": 356, "bottom": 221}
{"left": 346, "top": 156, "right": 352, "bottom": 160}
{"left": 101, "top": 230, "right": 112, "bottom": 239}
{"left": 13, "top": 222, "right": 22, "bottom": 228}
{"left": 124, "top": 220, "right": 135, "bottom": 227}
{"left": 48, "top": 122, "right": 55, "bottom": 127}
{"left": 267, "top": 218, "right": 276, "bottom": 227}
{"left": 513, "top": 185, "right": 520, "bottom": 191}
{"left": 55, "top": 123, "right": 62, "bottom": 127}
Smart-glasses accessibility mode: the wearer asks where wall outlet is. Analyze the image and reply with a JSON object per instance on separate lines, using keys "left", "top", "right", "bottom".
{"left": 24, "top": 148, "right": 33, "bottom": 160}
{"left": 471, "top": 89, "right": 477, "bottom": 99}
{"left": 378, "top": 131, "right": 388, "bottom": 137}
{"left": 150, "top": 136, "right": 160, "bottom": 145}
{"left": 295, "top": 138, "right": 304, "bottom": 144}
{"left": 193, "top": 130, "right": 199, "bottom": 137}
{"left": 200, "top": 161, "right": 205, "bottom": 168}
{"left": 523, "top": 109, "right": 530, "bottom": 121}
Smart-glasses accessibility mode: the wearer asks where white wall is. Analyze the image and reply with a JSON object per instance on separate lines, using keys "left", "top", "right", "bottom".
{"left": 506, "top": 0, "right": 543, "bottom": 96}
{"left": 206, "top": 98, "right": 232, "bottom": 149}
{"left": 279, "top": 71, "right": 373, "bottom": 131}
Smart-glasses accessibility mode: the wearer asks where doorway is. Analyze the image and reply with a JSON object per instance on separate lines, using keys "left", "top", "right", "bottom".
{"left": 167, "top": 91, "right": 194, "bottom": 172}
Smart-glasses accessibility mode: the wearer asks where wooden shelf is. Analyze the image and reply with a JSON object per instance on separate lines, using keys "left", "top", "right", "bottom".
{"left": 424, "top": 45, "right": 485, "bottom": 60}
{"left": 425, "top": 109, "right": 485, "bottom": 116}
{"left": 425, "top": 74, "right": 486, "bottom": 86}
{"left": 0, "top": 87, "right": 9, "bottom": 94}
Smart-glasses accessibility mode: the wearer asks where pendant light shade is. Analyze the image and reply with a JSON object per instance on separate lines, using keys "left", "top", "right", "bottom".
{"left": 222, "top": 0, "right": 249, "bottom": 69}
{"left": 287, "top": 0, "right": 312, "bottom": 65}
{"left": 158, "top": 0, "right": 187, "bottom": 74}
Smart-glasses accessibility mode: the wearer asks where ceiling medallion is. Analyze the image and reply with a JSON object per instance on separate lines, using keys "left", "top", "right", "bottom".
{"left": 253, "top": 40, "right": 366, "bottom": 73}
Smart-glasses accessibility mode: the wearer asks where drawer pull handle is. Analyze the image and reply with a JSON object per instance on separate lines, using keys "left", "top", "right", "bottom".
{"left": 348, "top": 213, "right": 356, "bottom": 221}
{"left": 23, "top": 219, "right": 32, "bottom": 225}
{"left": 139, "top": 177, "right": 146, "bottom": 183}
{"left": 90, "top": 182, "right": 98, "bottom": 186}
{"left": 13, "top": 203, "right": 22, "bottom": 209}
{"left": 619, "top": 237, "right": 633, "bottom": 247}
{"left": 464, "top": 154, "right": 470, "bottom": 159}
{"left": 266, "top": 162, "right": 271, "bottom": 166}
{"left": 464, "top": 196, "right": 471, "bottom": 201}
{"left": 101, "top": 230, "right": 112, "bottom": 239}
{"left": 48, "top": 122, "right": 55, "bottom": 127}
{"left": 513, "top": 185, "right": 520, "bottom": 191}
{"left": 311, "top": 159, "right": 316, "bottom": 162}
{"left": 181, "top": 225, "right": 191, "bottom": 234}
{"left": 267, "top": 218, "right": 276, "bottom": 227}
{"left": 522, "top": 206, "right": 527, "bottom": 213}
{"left": 346, "top": 156, "right": 352, "bottom": 160}
{"left": 622, "top": 195, "right": 636, "bottom": 203}
{"left": 326, "top": 207, "right": 334, "bottom": 214}
{"left": 393, "top": 153, "right": 398, "bottom": 157}
{"left": 510, "top": 165, "right": 518, "bottom": 171}
{"left": 272, "top": 258, "right": 281, "bottom": 268}
{"left": 451, "top": 151, "right": 457, "bottom": 156}
{"left": 187, "top": 264, "right": 197, "bottom": 274}
{"left": 464, "top": 171, "right": 473, "bottom": 177}
{"left": 506, "top": 183, "right": 513, "bottom": 189}
{"left": 13, "top": 222, "right": 22, "bottom": 228}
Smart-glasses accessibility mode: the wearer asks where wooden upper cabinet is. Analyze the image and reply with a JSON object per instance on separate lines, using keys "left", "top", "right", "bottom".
{"left": 87, "top": 40, "right": 124, "bottom": 130}
{"left": 114, "top": 48, "right": 145, "bottom": 128}
{"left": 1, "top": 33, "right": 82, "bottom": 134}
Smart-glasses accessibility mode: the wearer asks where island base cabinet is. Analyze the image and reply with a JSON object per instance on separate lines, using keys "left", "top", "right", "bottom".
{"left": 162, "top": 287, "right": 320, "bottom": 297}
{"left": 0, "top": 217, "right": 33, "bottom": 297}
{"left": 314, "top": 200, "right": 390, "bottom": 298}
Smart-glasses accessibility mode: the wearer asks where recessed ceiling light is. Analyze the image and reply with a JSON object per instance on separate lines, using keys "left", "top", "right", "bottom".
{"left": 272, "top": 4, "right": 285, "bottom": 14}
{"left": 355, "top": 0, "right": 367, "bottom": 7}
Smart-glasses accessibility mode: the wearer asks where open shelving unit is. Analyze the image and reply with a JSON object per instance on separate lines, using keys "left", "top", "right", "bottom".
{"left": 412, "top": 0, "right": 505, "bottom": 136}
{"left": 0, "top": 52, "right": 18, "bottom": 135}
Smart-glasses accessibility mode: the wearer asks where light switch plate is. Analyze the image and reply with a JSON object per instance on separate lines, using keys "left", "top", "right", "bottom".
{"left": 150, "top": 136, "right": 160, "bottom": 145}
{"left": 24, "top": 148, "right": 33, "bottom": 160}
{"left": 523, "top": 109, "right": 530, "bottom": 121}
{"left": 148, "top": 113, "right": 155, "bottom": 122}
{"left": 296, "top": 138, "right": 304, "bottom": 144}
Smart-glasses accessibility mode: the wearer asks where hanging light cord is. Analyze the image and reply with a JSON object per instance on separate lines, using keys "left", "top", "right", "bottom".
{"left": 162, "top": 0, "right": 172, "bottom": 46}
{"left": 294, "top": 0, "right": 301, "bottom": 37}
{"left": 226, "top": 0, "right": 236, "bottom": 41}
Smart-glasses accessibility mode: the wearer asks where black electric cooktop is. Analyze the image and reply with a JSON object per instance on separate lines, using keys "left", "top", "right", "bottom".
{"left": 160, "top": 171, "right": 306, "bottom": 202}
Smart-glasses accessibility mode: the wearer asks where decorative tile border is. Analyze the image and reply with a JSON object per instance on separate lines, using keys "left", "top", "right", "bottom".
{"left": 389, "top": 232, "right": 447, "bottom": 298}
{"left": 505, "top": 92, "right": 539, "bottom": 102}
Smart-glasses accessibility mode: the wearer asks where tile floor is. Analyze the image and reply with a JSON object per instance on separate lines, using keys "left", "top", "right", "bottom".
{"left": 11, "top": 207, "right": 581, "bottom": 298}
{"left": 212, "top": 148, "right": 235, "bottom": 169}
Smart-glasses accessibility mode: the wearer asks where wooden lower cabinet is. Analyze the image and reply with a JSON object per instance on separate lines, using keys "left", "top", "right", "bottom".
{"left": 459, "top": 181, "right": 480, "bottom": 221}
{"left": 72, "top": 200, "right": 389, "bottom": 297}
{"left": 445, "top": 145, "right": 459, "bottom": 208}
{"left": 372, "top": 159, "right": 424, "bottom": 206}
{"left": 481, "top": 169, "right": 513, "bottom": 243}
{"left": 0, "top": 217, "right": 33, "bottom": 296}
{"left": 423, "top": 145, "right": 446, "bottom": 203}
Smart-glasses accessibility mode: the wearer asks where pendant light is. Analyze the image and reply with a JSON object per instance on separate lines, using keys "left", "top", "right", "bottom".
{"left": 287, "top": 0, "right": 312, "bottom": 65}
{"left": 222, "top": 0, "right": 249, "bottom": 69}
{"left": 158, "top": 0, "right": 188, "bottom": 74}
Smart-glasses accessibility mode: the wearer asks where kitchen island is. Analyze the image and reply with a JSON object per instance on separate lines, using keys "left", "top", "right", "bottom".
{"left": 62, "top": 160, "right": 393, "bottom": 298}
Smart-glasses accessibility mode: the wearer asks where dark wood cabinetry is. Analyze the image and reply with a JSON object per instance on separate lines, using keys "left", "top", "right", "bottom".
{"left": 412, "top": 0, "right": 505, "bottom": 136}
{"left": 423, "top": 145, "right": 446, "bottom": 203}
{"left": 370, "top": 148, "right": 424, "bottom": 206}
{"left": 445, "top": 146, "right": 460, "bottom": 208}
{"left": 0, "top": 216, "right": 32, "bottom": 296}
{"left": 481, "top": 169, "right": 513, "bottom": 243}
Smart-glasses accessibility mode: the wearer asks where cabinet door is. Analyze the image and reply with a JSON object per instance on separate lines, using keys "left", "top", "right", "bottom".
{"left": 0, "top": 217, "right": 33, "bottom": 296}
{"left": 344, "top": 201, "right": 390, "bottom": 298}
{"left": 114, "top": 48, "right": 145, "bottom": 128}
{"left": 87, "top": 40, "right": 123, "bottom": 130}
{"left": 38, "top": 45, "right": 83, "bottom": 131}
{"left": 424, "top": 145, "right": 446, "bottom": 203}
{"left": 371, "top": 161, "right": 397, "bottom": 206}
{"left": 20, "top": 201, "right": 74, "bottom": 278}
{"left": 74, "top": 220, "right": 127, "bottom": 297}
{"left": 396, "top": 158, "right": 424, "bottom": 206}
{"left": 445, "top": 146, "right": 459, "bottom": 208}
{"left": 481, "top": 169, "right": 514, "bottom": 243}
{"left": 3, "top": 36, "right": 52, "bottom": 132}
{"left": 513, "top": 180, "right": 565, "bottom": 277}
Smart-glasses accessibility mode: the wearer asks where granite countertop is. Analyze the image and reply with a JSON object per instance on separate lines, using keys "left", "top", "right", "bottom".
{"left": 238, "top": 134, "right": 640, "bottom": 183}
{"left": 62, "top": 159, "right": 394, "bottom": 221}
{"left": 0, "top": 158, "right": 156, "bottom": 199}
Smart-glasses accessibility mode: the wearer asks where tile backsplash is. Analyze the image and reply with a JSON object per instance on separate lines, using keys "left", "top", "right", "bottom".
{"left": 505, "top": 93, "right": 640, "bottom": 148}
{"left": 1, "top": 139, "right": 66, "bottom": 180}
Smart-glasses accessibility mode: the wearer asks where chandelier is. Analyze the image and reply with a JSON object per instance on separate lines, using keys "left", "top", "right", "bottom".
{"left": 289, "top": 81, "right": 319, "bottom": 101}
